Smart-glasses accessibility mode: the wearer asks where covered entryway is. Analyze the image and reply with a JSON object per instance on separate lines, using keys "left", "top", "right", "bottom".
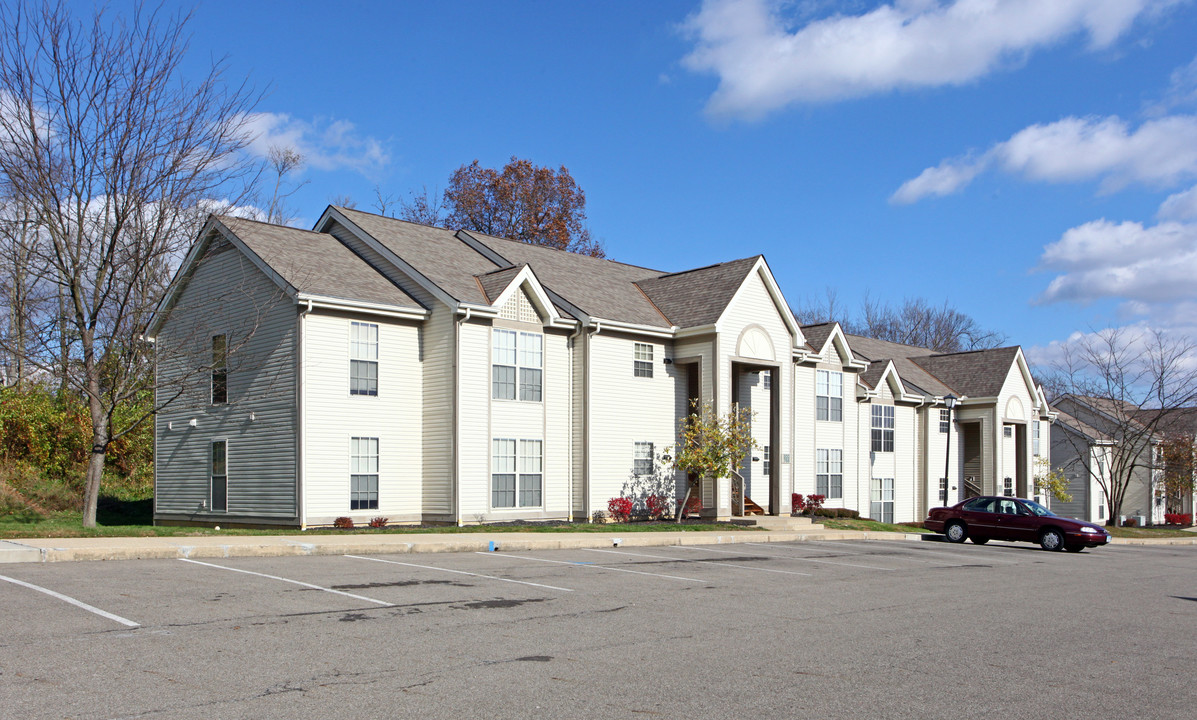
{"left": 731, "top": 361, "right": 780, "bottom": 516}
{"left": 960, "top": 422, "right": 983, "bottom": 499}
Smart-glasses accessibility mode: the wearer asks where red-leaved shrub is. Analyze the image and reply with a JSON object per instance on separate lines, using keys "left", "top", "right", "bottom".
{"left": 1164, "top": 513, "right": 1192, "bottom": 525}
{"left": 368, "top": 516, "right": 389, "bottom": 528}
{"left": 805, "top": 494, "right": 826, "bottom": 513}
{"left": 333, "top": 516, "right": 354, "bottom": 529}
{"left": 608, "top": 497, "right": 634, "bottom": 523}
{"left": 646, "top": 494, "right": 669, "bottom": 520}
{"left": 792, "top": 493, "right": 805, "bottom": 513}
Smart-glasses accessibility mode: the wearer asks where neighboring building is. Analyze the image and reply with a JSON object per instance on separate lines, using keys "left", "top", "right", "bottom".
{"left": 150, "top": 207, "right": 1053, "bottom": 528}
{"left": 1049, "top": 408, "right": 1115, "bottom": 523}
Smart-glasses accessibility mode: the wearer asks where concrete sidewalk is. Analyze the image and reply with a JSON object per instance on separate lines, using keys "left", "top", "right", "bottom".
{"left": 1, "top": 528, "right": 1194, "bottom": 563}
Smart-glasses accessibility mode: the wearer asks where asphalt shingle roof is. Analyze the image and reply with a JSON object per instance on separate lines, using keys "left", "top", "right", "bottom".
{"left": 798, "top": 322, "right": 836, "bottom": 353}
{"left": 475, "top": 265, "right": 525, "bottom": 304}
{"left": 220, "top": 216, "right": 423, "bottom": 310}
{"left": 635, "top": 257, "right": 761, "bottom": 328}
{"left": 909, "top": 347, "right": 1022, "bottom": 398}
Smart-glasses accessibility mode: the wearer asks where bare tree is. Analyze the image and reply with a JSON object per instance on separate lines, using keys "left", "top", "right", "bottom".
{"left": 1048, "top": 327, "right": 1197, "bottom": 525}
{"left": 0, "top": 1, "right": 258, "bottom": 526}
{"left": 398, "top": 185, "right": 447, "bottom": 226}
{"left": 264, "top": 145, "right": 305, "bottom": 226}
{"left": 792, "top": 286, "right": 845, "bottom": 326}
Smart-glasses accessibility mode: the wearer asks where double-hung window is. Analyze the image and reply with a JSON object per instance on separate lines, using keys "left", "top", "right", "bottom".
{"left": 871, "top": 478, "right": 894, "bottom": 523}
{"left": 350, "top": 437, "right": 379, "bottom": 510}
{"left": 762, "top": 446, "right": 771, "bottom": 477}
{"left": 493, "top": 329, "right": 542, "bottom": 401}
{"left": 634, "top": 441, "right": 654, "bottom": 476}
{"left": 816, "top": 448, "right": 842, "bottom": 499}
{"left": 211, "top": 335, "right": 228, "bottom": 404}
{"left": 634, "top": 343, "right": 653, "bottom": 378}
{"left": 1002, "top": 477, "right": 1014, "bottom": 497}
{"left": 1032, "top": 420, "right": 1040, "bottom": 455}
{"left": 871, "top": 405, "right": 895, "bottom": 452}
{"left": 816, "top": 370, "right": 842, "bottom": 422}
{"left": 210, "top": 440, "right": 227, "bottom": 512}
{"left": 939, "top": 409, "right": 950, "bottom": 433}
{"left": 492, "top": 439, "right": 543, "bottom": 508}
{"left": 350, "top": 322, "right": 379, "bottom": 396}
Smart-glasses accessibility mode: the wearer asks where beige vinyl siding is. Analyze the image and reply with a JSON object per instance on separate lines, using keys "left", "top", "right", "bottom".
{"left": 996, "top": 362, "right": 1036, "bottom": 497}
{"left": 922, "top": 406, "right": 959, "bottom": 514}
{"left": 737, "top": 372, "right": 772, "bottom": 510}
{"left": 572, "top": 329, "right": 587, "bottom": 517}
{"left": 457, "top": 320, "right": 492, "bottom": 520}
{"left": 793, "top": 364, "right": 816, "bottom": 500}
{"left": 586, "top": 332, "right": 680, "bottom": 512}
{"left": 544, "top": 330, "right": 572, "bottom": 516}
{"left": 301, "top": 312, "right": 422, "bottom": 524}
{"left": 155, "top": 239, "right": 298, "bottom": 521}
{"left": 674, "top": 336, "right": 715, "bottom": 508}
{"left": 715, "top": 267, "right": 794, "bottom": 515}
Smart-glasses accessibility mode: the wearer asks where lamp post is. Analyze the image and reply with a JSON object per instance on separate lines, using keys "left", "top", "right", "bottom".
{"left": 938, "top": 392, "right": 957, "bottom": 504}
{"left": 942, "top": 394, "right": 957, "bottom": 507}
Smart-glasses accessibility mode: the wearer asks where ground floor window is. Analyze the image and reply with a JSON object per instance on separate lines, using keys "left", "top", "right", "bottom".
{"left": 816, "top": 448, "right": 842, "bottom": 499}
{"left": 1003, "top": 477, "right": 1014, "bottom": 497}
{"left": 210, "top": 440, "right": 227, "bottom": 512}
{"left": 493, "top": 438, "right": 543, "bottom": 508}
{"left": 871, "top": 477, "right": 894, "bottom": 523}
{"left": 634, "top": 441, "right": 654, "bottom": 476}
{"left": 350, "top": 437, "right": 379, "bottom": 510}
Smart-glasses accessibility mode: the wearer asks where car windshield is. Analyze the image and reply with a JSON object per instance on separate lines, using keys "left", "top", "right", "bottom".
{"left": 1021, "top": 500, "right": 1056, "bottom": 517}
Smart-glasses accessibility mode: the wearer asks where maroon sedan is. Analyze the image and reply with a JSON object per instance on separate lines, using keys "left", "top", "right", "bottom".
{"left": 925, "top": 496, "right": 1110, "bottom": 552}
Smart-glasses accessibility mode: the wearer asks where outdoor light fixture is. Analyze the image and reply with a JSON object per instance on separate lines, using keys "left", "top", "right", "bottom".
{"left": 943, "top": 394, "right": 957, "bottom": 507}
{"left": 663, "top": 357, "right": 673, "bottom": 365}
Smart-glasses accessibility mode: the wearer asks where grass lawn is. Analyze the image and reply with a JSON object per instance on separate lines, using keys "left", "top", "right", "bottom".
{"left": 818, "top": 517, "right": 931, "bottom": 534}
{"left": 0, "top": 498, "right": 761, "bottom": 539}
{"left": 1104, "top": 525, "right": 1197, "bottom": 539}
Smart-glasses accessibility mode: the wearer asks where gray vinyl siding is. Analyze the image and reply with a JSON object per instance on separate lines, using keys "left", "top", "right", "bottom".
{"left": 155, "top": 237, "right": 298, "bottom": 520}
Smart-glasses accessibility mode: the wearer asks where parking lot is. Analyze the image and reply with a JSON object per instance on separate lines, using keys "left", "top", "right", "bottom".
{"left": 2, "top": 538, "right": 1194, "bottom": 719}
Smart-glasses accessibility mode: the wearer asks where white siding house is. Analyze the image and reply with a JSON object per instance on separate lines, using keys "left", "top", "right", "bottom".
{"left": 152, "top": 208, "right": 1055, "bottom": 527}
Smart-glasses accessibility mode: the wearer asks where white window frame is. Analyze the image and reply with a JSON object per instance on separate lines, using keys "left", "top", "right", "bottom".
{"left": 816, "top": 370, "right": 843, "bottom": 422}
{"left": 762, "top": 373, "right": 771, "bottom": 390}
{"left": 350, "top": 436, "right": 379, "bottom": 510}
{"left": 634, "top": 343, "right": 653, "bottom": 378}
{"left": 1032, "top": 420, "right": 1040, "bottom": 456}
{"left": 210, "top": 439, "right": 228, "bottom": 512}
{"left": 492, "top": 329, "right": 542, "bottom": 402}
{"left": 349, "top": 321, "right": 379, "bottom": 397}
{"left": 1003, "top": 425, "right": 1013, "bottom": 438}
{"left": 634, "top": 441, "right": 654, "bottom": 476}
{"left": 939, "top": 408, "right": 950, "bottom": 434}
{"left": 491, "top": 438, "right": 543, "bottom": 509}
{"left": 871, "top": 477, "right": 895, "bottom": 523}
{"left": 816, "top": 448, "right": 842, "bottom": 499}
{"left": 871, "top": 405, "right": 895, "bottom": 453}
{"left": 762, "top": 445, "right": 770, "bottom": 477}
{"left": 1003, "top": 477, "right": 1014, "bottom": 497}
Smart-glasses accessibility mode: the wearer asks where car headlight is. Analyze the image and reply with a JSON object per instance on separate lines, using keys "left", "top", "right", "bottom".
{"left": 1080, "top": 526, "right": 1102, "bottom": 533}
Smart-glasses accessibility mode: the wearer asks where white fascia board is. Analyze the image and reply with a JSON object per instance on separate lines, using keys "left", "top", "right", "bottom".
{"left": 317, "top": 206, "right": 460, "bottom": 311}
{"left": 488, "top": 265, "right": 562, "bottom": 323}
{"left": 675, "top": 324, "right": 717, "bottom": 339}
{"left": 591, "top": 317, "right": 677, "bottom": 339}
{"left": 715, "top": 258, "right": 803, "bottom": 348}
{"left": 956, "top": 396, "right": 992, "bottom": 405}
{"left": 297, "top": 293, "right": 428, "bottom": 321}
{"left": 456, "top": 303, "right": 500, "bottom": 318}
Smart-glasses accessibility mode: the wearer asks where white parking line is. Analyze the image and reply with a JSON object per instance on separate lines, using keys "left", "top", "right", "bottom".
{"left": 0, "top": 573, "right": 139, "bottom": 628}
{"left": 179, "top": 559, "right": 392, "bottom": 606}
{"left": 345, "top": 555, "right": 574, "bottom": 592}
{"left": 679, "top": 545, "right": 894, "bottom": 571}
{"left": 582, "top": 548, "right": 813, "bottom": 576}
{"left": 812, "top": 539, "right": 1019, "bottom": 563}
{"left": 478, "top": 551, "right": 705, "bottom": 583}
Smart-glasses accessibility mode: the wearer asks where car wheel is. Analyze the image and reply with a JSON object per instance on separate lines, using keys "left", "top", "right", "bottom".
{"left": 971, "top": 537, "right": 989, "bottom": 545}
{"left": 1039, "top": 528, "right": 1064, "bottom": 551}
{"left": 945, "top": 522, "right": 967, "bottom": 543}
{"left": 1064, "top": 545, "right": 1084, "bottom": 553}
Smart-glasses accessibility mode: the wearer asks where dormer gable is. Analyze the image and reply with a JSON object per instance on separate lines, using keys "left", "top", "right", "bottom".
{"left": 476, "top": 264, "right": 560, "bottom": 326}
{"left": 804, "top": 322, "right": 868, "bottom": 371}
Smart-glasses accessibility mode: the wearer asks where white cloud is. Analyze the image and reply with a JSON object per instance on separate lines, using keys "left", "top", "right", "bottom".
{"left": 1035, "top": 217, "right": 1197, "bottom": 305}
{"left": 1148, "top": 53, "right": 1197, "bottom": 114}
{"left": 1158, "top": 184, "right": 1197, "bottom": 220}
{"left": 892, "top": 114, "right": 1197, "bottom": 203}
{"left": 681, "top": 0, "right": 1174, "bottom": 119}
{"left": 238, "top": 112, "right": 390, "bottom": 176}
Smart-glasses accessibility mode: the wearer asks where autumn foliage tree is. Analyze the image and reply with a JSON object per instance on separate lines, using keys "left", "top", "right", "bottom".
{"left": 436, "top": 157, "right": 604, "bottom": 257}
{"left": 669, "top": 400, "right": 756, "bottom": 522}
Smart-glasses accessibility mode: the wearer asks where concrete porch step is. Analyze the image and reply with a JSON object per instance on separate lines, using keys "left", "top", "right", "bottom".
{"left": 730, "top": 515, "right": 825, "bottom": 531}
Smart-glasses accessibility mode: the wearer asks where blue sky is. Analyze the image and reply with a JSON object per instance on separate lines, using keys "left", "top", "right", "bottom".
{"left": 95, "top": 0, "right": 1197, "bottom": 363}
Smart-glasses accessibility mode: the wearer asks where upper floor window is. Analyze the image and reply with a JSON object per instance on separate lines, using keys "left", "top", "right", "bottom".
{"left": 871, "top": 405, "right": 894, "bottom": 452}
{"left": 634, "top": 441, "right": 654, "bottom": 476}
{"left": 1032, "top": 420, "right": 1040, "bottom": 455}
{"left": 634, "top": 343, "right": 654, "bottom": 378}
{"left": 492, "top": 329, "right": 542, "bottom": 401}
{"left": 1003, "top": 426, "right": 1013, "bottom": 438}
{"left": 939, "top": 408, "right": 950, "bottom": 433}
{"left": 211, "top": 334, "right": 228, "bottom": 404}
{"left": 816, "top": 370, "right": 843, "bottom": 422}
{"left": 350, "top": 322, "right": 379, "bottom": 396}
{"left": 816, "top": 448, "right": 842, "bottom": 499}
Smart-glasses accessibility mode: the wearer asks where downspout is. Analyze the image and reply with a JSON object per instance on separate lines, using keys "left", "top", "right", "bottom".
{"left": 567, "top": 322, "right": 584, "bottom": 523}
{"left": 584, "top": 321, "right": 602, "bottom": 521}
{"left": 297, "top": 299, "right": 312, "bottom": 529}
{"left": 454, "top": 307, "right": 471, "bottom": 526}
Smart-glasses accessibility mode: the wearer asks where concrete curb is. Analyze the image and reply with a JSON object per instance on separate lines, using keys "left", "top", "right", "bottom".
{"left": 0, "top": 530, "right": 1192, "bottom": 563}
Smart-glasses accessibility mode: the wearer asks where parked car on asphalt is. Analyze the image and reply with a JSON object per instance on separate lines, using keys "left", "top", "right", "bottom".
{"left": 925, "top": 496, "right": 1110, "bottom": 552}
